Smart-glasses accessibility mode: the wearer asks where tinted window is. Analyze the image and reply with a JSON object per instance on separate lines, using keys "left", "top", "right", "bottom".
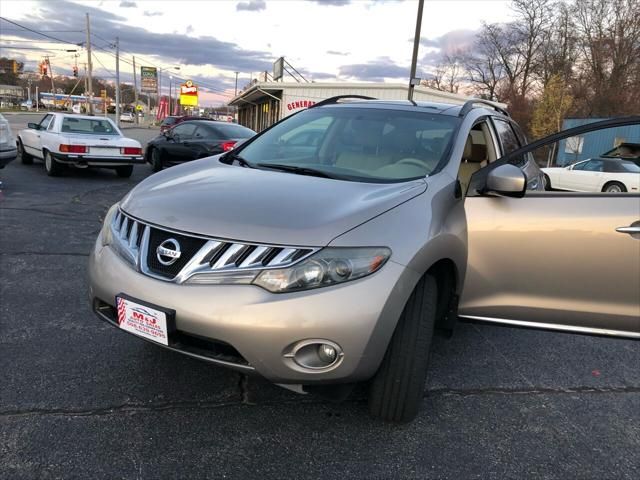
{"left": 571, "top": 161, "right": 588, "bottom": 170}
{"left": 581, "top": 160, "right": 604, "bottom": 172}
{"left": 237, "top": 107, "right": 460, "bottom": 183}
{"left": 605, "top": 160, "right": 640, "bottom": 173}
{"left": 172, "top": 123, "right": 197, "bottom": 139}
{"left": 212, "top": 123, "right": 255, "bottom": 139}
{"left": 162, "top": 117, "right": 178, "bottom": 126}
{"left": 493, "top": 119, "right": 521, "bottom": 153}
{"left": 193, "top": 125, "right": 219, "bottom": 140}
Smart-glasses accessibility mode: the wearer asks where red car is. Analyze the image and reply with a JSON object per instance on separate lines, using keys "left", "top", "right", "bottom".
{"left": 159, "top": 115, "right": 205, "bottom": 133}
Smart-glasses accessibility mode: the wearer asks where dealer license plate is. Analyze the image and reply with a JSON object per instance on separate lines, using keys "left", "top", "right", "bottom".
{"left": 90, "top": 147, "right": 118, "bottom": 156}
{"left": 116, "top": 295, "right": 171, "bottom": 345}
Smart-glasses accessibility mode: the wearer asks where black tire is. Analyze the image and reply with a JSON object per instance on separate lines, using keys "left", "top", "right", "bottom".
{"left": 116, "top": 165, "right": 133, "bottom": 178}
{"left": 603, "top": 181, "right": 626, "bottom": 193}
{"left": 151, "top": 148, "right": 163, "bottom": 172}
{"left": 369, "top": 274, "right": 438, "bottom": 423}
{"left": 18, "top": 139, "right": 33, "bottom": 165}
{"left": 543, "top": 174, "right": 552, "bottom": 191}
{"left": 44, "top": 150, "right": 62, "bottom": 177}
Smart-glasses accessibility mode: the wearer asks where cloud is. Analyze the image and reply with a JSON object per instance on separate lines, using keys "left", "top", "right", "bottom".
{"left": 419, "top": 29, "right": 477, "bottom": 57}
{"left": 186, "top": 25, "right": 194, "bottom": 34}
{"left": 236, "top": 0, "right": 266, "bottom": 11}
{"left": 307, "top": 0, "right": 351, "bottom": 6}
{"left": 119, "top": 1, "right": 137, "bottom": 7}
{"left": 326, "top": 50, "right": 349, "bottom": 56}
{"left": 142, "top": 10, "right": 163, "bottom": 17}
{"left": 338, "top": 57, "right": 408, "bottom": 81}
{"left": 11, "top": 1, "right": 273, "bottom": 74}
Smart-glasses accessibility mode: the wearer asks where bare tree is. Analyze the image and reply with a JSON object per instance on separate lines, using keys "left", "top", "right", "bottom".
{"left": 422, "top": 52, "right": 464, "bottom": 94}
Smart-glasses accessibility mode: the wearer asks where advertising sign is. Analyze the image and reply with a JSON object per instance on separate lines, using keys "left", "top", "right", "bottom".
{"left": 179, "top": 80, "right": 198, "bottom": 107}
{"left": 273, "top": 57, "right": 284, "bottom": 81}
{"left": 140, "top": 66, "right": 158, "bottom": 93}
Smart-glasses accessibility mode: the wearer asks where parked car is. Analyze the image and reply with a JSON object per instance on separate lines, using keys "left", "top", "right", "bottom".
{"left": 88, "top": 98, "right": 640, "bottom": 423}
{"left": 0, "top": 113, "right": 17, "bottom": 169}
{"left": 600, "top": 142, "right": 640, "bottom": 167}
{"left": 17, "top": 112, "right": 144, "bottom": 177}
{"left": 543, "top": 158, "right": 640, "bottom": 192}
{"left": 120, "top": 112, "right": 135, "bottom": 123}
{"left": 159, "top": 115, "right": 205, "bottom": 133}
{"left": 20, "top": 100, "right": 46, "bottom": 111}
{"left": 145, "top": 120, "right": 255, "bottom": 171}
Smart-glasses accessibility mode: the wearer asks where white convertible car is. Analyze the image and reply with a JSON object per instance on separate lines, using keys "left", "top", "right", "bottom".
{"left": 542, "top": 158, "right": 640, "bottom": 193}
{"left": 16, "top": 113, "right": 144, "bottom": 177}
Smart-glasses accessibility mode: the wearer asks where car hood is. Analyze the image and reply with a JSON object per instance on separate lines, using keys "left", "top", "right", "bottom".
{"left": 121, "top": 157, "right": 427, "bottom": 247}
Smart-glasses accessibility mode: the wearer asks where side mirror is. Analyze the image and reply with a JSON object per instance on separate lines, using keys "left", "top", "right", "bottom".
{"left": 27, "top": 122, "right": 39, "bottom": 130}
{"left": 485, "top": 164, "right": 526, "bottom": 198}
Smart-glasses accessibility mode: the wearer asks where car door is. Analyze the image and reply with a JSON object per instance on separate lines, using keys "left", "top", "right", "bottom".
{"left": 22, "top": 114, "right": 53, "bottom": 158}
{"left": 164, "top": 122, "right": 198, "bottom": 162}
{"left": 564, "top": 159, "right": 605, "bottom": 192}
{"left": 184, "top": 125, "right": 220, "bottom": 159}
{"left": 459, "top": 116, "right": 640, "bottom": 336}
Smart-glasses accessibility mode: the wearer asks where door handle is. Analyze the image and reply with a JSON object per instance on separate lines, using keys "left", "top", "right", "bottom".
{"left": 616, "top": 226, "right": 640, "bottom": 234}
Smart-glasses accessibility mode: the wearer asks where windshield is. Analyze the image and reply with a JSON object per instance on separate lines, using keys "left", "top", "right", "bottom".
{"left": 61, "top": 117, "right": 120, "bottom": 136}
{"left": 236, "top": 107, "right": 460, "bottom": 183}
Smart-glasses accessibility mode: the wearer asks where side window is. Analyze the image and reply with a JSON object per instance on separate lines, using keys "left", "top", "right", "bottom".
{"left": 47, "top": 116, "right": 56, "bottom": 131}
{"left": 39, "top": 114, "right": 53, "bottom": 130}
{"left": 172, "top": 123, "right": 197, "bottom": 139}
{"left": 493, "top": 118, "right": 522, "bottom": 158}
{"left": 194, "top": 126, "right": 218, "bottom": 140}
{"left": 582, "top": 160, "right": 604, "bottom": 172}
{"left": 571, "top": 161, "right": 588, "bottom": 170}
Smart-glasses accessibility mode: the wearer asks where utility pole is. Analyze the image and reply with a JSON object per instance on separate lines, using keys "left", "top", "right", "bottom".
{"left": 408, "top": 0, "right": 424, "bottom": 102}
{"left": 85, "top": 13, "right": 94, "bottom": 115}
{"left": 115, "top": 36, "right": 120, "bottom": 127}
{"left": 35, "top": 86, "right": 39, "bottom": 112}
{"left": 234, "top": 71, "right": 239, "bottom": 96}
{"left": 45, "top": 56, "right": 56, "bottom": 94}
{"left": 133, "top": 55, "right": 139, "bottom": 125}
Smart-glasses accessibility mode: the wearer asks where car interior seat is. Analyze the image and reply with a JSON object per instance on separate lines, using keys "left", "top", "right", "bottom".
{"left": 335, "top": 121, "right": 393, "bottom": 172}
{"left": 458, "top": 135, "right": 488, "bottom": 194}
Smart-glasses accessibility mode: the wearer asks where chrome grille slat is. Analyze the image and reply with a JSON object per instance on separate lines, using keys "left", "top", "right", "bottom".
{"left": 112, "top": 209, "right": 319, "bottom": 284}
{"left": 239, "top": 245, "right": 270, "bottom": 268}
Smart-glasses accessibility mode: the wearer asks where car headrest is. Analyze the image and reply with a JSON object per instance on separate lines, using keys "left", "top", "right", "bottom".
{"left": 463, "top": 136, "right": 487, "bottom": 163}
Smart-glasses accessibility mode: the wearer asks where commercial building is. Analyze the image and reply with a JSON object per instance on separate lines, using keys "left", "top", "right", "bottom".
{"left": 0, "top": 84, "right": 24, "bottom": 107}
{"left": 229, "top": 81, "right": 471, "bottom": 132}
{"left": 556, "top": 118, "right": 640, "bottom": 166}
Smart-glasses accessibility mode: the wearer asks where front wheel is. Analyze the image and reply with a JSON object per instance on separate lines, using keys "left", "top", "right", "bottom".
{"left": 150, "top": 148, "right": 163, "bottom": 172}
{"left": 18, "top": 140, "right": 33, "bottom": 165}
{"left": 115, "top": 165, "right": 133, "bottom": 178}
{"left": 543, "top": 174, "right": 552, "bottom": 191}
{"left": 44, "top": 151, "right": 62, "bottom": 176}
{"left": 368, "top": 274, "right": 438, "bottom": 423}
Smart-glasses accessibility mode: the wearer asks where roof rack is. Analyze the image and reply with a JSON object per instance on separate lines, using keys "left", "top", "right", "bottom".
{"left": 459, "top": 99, "right": 510, "bottom": 118}
{"left": 309, "top": 95, "right": 377, "bottom": 109}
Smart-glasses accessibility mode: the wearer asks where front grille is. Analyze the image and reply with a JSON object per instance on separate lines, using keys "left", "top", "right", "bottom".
{"left": 146, "top": 228, "right": 207, "bottom": 279}
{"left": 114, "top": 208, "right": 318, "bottom": 283}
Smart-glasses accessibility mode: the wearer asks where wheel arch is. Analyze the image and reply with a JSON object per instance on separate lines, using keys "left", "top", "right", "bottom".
{"left": 601, "top": 180, "right": 627, "bottom": 192}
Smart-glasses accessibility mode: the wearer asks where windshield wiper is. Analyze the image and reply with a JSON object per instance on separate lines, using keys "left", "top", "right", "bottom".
{"left": 256, "top": 163, "right": 337, "bottom": 179}
{"left": 224, "top": 151, "right": 254, "bottom": 168}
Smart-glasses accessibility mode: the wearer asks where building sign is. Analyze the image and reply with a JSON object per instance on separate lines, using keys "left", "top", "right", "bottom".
{"left": 140, "top": 66, "right": 158, "bottom": 93}
{"left": 286, "top": 99, "right": 316, "bottom": 111}
{"left": 273, "top": 57, "right": 284, "bottom": 81}
{"left": 179, "top": 80, "right": 198, "bottom": 107}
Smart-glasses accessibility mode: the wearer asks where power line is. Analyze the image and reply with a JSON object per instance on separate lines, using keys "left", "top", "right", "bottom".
{"left": 0, "top": 28, "right": 84, "bottom": 33}
{"left": 90, "top": 32, "right": 114, "bottom": 46}
{"left": 0, "top": 45, "right": 80, "bottom": 52}
{"left": 92, "top": 52, "right": 115, "bottom": 77}
{"left": 0, "top": 17, "right": 83, "bottom": 46}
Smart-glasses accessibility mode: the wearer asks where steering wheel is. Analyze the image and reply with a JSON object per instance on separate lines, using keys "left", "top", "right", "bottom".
{"left": 395, "top": 158, "right": 428, "bottom": 169}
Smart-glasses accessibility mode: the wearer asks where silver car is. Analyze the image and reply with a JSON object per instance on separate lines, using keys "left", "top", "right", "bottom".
{"left": 89, "top": 99, "right": 640, "bottom": 422}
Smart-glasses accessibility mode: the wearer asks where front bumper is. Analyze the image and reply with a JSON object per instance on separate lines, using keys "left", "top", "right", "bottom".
{"left": 0, "top": 146, "right": 17, "bottom": 168}
{"left": 53, "top": 153, "right": 145, "bottom": 167}
{"left": 88, "top": 239, "right": 418, "bottom": 384}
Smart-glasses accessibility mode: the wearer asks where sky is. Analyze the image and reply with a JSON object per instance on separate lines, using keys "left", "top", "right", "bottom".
{"left": 0, "top": 0, "right": 514, "bottom": 106}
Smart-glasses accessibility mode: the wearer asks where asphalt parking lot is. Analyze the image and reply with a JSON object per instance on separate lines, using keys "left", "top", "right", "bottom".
{"left": 1, "top": 113, "right": 639, "bottom": 479}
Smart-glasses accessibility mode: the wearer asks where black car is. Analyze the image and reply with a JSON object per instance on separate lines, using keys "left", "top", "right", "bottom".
{"left": 146, "top": 120, "right": 256, "bottom": 171}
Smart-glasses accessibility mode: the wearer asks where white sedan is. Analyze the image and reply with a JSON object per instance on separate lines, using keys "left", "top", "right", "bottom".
{"left": 542, "top": 158, "right": 640, "bottom": 193}
{"left": 16, "top": 112, "right": 144, "bottom": 177}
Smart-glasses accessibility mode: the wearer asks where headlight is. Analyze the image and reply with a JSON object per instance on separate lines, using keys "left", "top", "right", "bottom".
{"left": 100, "top": 203, "right": 119, "bottom": 247}
{"left": 253, "top": 247, "right": 391, "bottom": 293}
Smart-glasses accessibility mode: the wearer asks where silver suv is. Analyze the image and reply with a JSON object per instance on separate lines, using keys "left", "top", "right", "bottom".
{"left": 89, "top": 98, "right": 640, "bottom": 422}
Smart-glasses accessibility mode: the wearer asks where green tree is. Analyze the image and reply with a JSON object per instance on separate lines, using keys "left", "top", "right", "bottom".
{"left": 531, "top": 73, "right": 573, "bottom": 139}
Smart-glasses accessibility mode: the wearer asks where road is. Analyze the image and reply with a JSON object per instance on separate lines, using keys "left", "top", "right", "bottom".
{"left": 1, "top": 114, "right": 639, "bottom": 479}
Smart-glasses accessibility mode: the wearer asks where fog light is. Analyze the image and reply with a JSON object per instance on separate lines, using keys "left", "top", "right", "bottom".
{"left": 318, "top": 344, "right": 337, "bottom": 364}
{"left": 287, "top": 340, "right": 344, "bottom": 370}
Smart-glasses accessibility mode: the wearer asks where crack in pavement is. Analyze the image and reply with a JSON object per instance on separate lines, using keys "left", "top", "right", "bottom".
{"left": 2, "top": 385, "right": 638, "bottom": 419}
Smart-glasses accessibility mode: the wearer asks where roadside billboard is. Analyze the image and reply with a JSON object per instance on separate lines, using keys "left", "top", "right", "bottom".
{"left": 140, "top": 66, "right": 158, "bottom": 93}
{"left": 179, "top": 80, "right": 198, "bottom": 106}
